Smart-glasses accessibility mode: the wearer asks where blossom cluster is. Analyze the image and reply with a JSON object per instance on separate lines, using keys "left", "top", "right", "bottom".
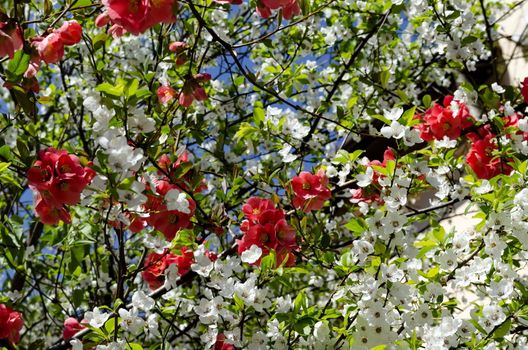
{"left": 142, "top": 248, "right": 194, "bottom": 289}
{"left": 237, "top": 197, "right": 298, "bottom": 266}
{"left": 33, "top": 20, "right": 83, "bottom": 65}
{"left": 290, "top": 169, "right": 332, "bottom": 212}
{"left": 157, "top": 72, "right": 212, "bottom": 108}
{"left": 27, "top": 148, "right": 95, "bottom": 225}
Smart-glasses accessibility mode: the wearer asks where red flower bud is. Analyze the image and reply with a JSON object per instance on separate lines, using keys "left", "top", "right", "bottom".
{"left": 56, "top": 20, "right": 83, "bottom": 46}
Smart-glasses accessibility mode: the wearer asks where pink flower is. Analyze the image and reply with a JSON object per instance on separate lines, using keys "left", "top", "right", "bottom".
{"left": 256, "top": 0, "right": 299, "bottom": 19}
{"left": 157, "top": 85, "right": 177, "bottom": 104}
{"left": 95, "top": 12, "right": 112, "bottom": 27}
{"left": 56, "top": 20, "right": 83, "bottom": 45}
{"left": 193, "top": 73, "right": 211, "bottom": 82}
{"left": 169, "top": 41, "right": 188, "bottom": 64}
{"left": 291, "top": 169, "right": 331, "bottom": 212}
{"left": 145, "top": 0, "right": 178, "bottom": 29}
{"left": 102, "top": 0, "right": 150, "bottom": 35}
{"left": 0, "top": 22, "right": 23, "bottom": 58}
{"left": 102, "top": 0, "right": 177, "bottom": 35}
{"left": 63, "top": 317, "right": 86, "bottom": 340}
{"left": 168, "top": 41, "right": 188, "bottom": 52}
{"left": 108, "top": 24, "right": 127, "bottom": 38}
{"left": 36, "top": 33, "right": 65, "bottom": 64}
{"left": 24, "top": 56, "right": 41, "bottom": 79}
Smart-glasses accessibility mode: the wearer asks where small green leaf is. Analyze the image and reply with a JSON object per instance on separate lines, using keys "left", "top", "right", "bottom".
{"left": 422, "top": 95, "right": 431, "bottom": 108}
{"left": 380, "top": 69, "right": 390, "bottom": 89}
{"left": 0, "top": 162, "right": 10, "bottom": 172}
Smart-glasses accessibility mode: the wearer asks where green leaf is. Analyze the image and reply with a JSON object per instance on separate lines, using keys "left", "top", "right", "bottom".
{"left": 96, "top": 82, "right": 124, "bottom": 97}
{"left": 0, "top": 145, "right": 11, "bottom": 160}
{"left": 234, "top": 123, "right": 258, "bottom": 141}
{"left": 345, "top": 218, "right": 365, "bottom": 234}
{"left": 126, "top": 79, "right": 140, "bottom": 97}
{"left": 402, "top": 106, "right": 417, "bottom": 126}
{"left": 71, "top": 0, "right": 93, "bottom": 7}
{"left": 253, "top": 106, "right": 265, "bottom": 126}
{"left": 7, "top": 50, "right": 30, "bottom": 77}
{"left": 493, "top": 318, "right": 511, "bottom": 339}
{"left": 371, "top": 114, "right": 391, "bottom": 125}
{"left": 0, "top": 162, "right": 10, "bottom": 172}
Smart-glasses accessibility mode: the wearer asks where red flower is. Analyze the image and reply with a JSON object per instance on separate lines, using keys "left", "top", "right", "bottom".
{"left": 193, "top": 86, "right": 208, "bottom": 101}
{"left": 157, "top": 85, "right": 177, "bottom": 104}
{"left": 275, "top": 219, "right": 296, "bottom": 248}
{"left": 28, "top": 148, "right": 95, "bottom": 225}
{"left": 215, "top": 333, "right": 236, "bottom": 350}
{"left": 144, "top": 0, "right": 177, "bottom": 29}
{"left": 350, "top": 188, "right": 382, "bottom": 205}
{"left": 102, "top": 0, "right": 150, "bottom": 35}
{"left": 242, "top": 197, "right": 276, "bottom": 222}
{"left": 34, "top": 195, "right": 72, "bottom": 225}
{"left": 0, "top": 304, "right": 24, "bottom": 344}
{"left": 63, "top": 317, "right": 86, "bottom": 340}
{"left": 256, "top": 5, "right": 272, "bottom": 18}
{"left": 245, "top": 224, "right": 278, "bottom": 250}
{"left": 414, "top": 96, "right": 474, "bottom": 141}
{"left": 0, "top": 22, "right": 23, "bottom": 59}
{"left": 49, "top": 177, "right": 85, "bottom": 205}
{"left": 237, "top": 197, "right": 298, "bottom": 267}
{"left": 146, "top": 203, "right": 195, "bottom": 241}
{"left": 466, "top": 134, "right": 512, "bottom": 179}
{"left": 256, "top": 0, "right": 299, "bottom": 19}
{"left": 27, "top": 162, "right": 54, "bottom": 191}
{"left": 35, "top": 33, "right": 65, "bottom": 64}
{"left": 102, "top": 0, "right": 177, "bottom": 35}
{"left": 142, "top": 248, "right": 193, "bottom": 289}
{"left": 291, "top": 169, "right": 331, "bottom": 213}
{"left": 179, "top": 91, "right": 194, "bottom": 107}
{"left": 522, "top": 77, "right": 528, "bottom": 104}
{"left": 282, "top": 0, "right": 301, "bottom": 19}
{"left": 56, "top": 20, "right": 83, "bottom": 46}
{"left": 128, "top": 213, "right": 147, "bottom": 233}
